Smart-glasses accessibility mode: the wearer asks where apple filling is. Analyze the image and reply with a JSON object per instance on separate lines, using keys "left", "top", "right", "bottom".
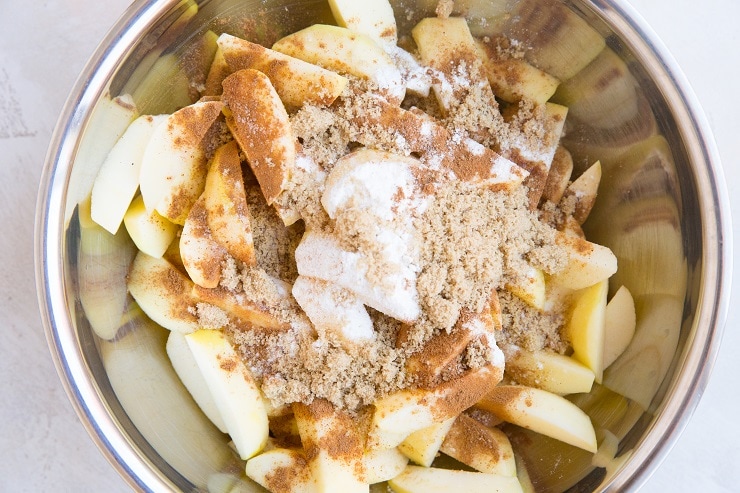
{"left": 85, "top": 0, "right": 642, "bottom": 491}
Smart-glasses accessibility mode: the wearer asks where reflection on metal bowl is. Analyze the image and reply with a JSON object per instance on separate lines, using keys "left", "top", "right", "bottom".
{"left": 36, "top": 0, "right": 730, "bottom": 491}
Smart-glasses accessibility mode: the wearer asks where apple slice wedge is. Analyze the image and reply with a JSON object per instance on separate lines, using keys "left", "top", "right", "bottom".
{"left": 364, "top": 447, "right": 409, "bottom": 484}
{"left": 222, "top": 69, "right": 295, "bottom": 205}
{"left": 567, "top": 279, "right": 608, "bottom": 383}
{"left": 603, "top": 285, "right": 636, "bottom": 368}
{"left": 123, "top": 194, "right": 179, "bottom": 259}
{"left": 203, "top": 140, "right": 257, "bottom": 266}
{"left": 272, "top": 24, "right": 405, "bottom": 104}
{"left": 327, "top": 0, "right": 397, "bottom": 48}
{"left": 398, "top": 417, "right": 456, "bottom": 467}
{"left": 440, "top": 414, "right": 516, "bottom": 476}
{"left": 478, "top": 385, "right": 597, "bottom": 453}
{"left": 504, "top": 349, "right": 595, "bottom": 395}
{"left": 389, "top": 466, "right": 524, "bottom": 493}
{"left": 549, "top": 233, "right": 617, "bottom": 290}
{"left": 180, "top": 195, "right": 228, "bottom": 289}
{"left": 185, "top": 329, "right": 269, "bottom": 460}
{"left": 90, "top": 114, "right": 167, "bottom": 234}
{"left": 246, "top": 448, "right": 316, "bottom": 493}
{"left": 139, "top": 100, "right": 224, "bottom": 224}
{"left": 127, "top": 251, "right": 200, "bottom": 334}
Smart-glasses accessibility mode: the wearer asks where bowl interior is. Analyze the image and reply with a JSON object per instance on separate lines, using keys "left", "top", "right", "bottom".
{"left": 40, "top": 0, "right": 727, "bottom": 491}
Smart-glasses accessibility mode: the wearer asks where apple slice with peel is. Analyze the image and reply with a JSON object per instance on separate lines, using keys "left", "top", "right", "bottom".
{"left": 123, "top": 194, "right": 179, "bottom": 258}
{"left": 567, "top": 279, "right": 608, "bottom": 383}
{"left": 365, "top": 447, "right": 409, "bottom": 484}
{"left": 398, "top": 417, "right": 455, "bottom": 467}
{"left": 327, "top": 0, "right": 397, "bottom": 48}
{"left": 367, "top": 364, "right": 503, "bottom": 450}
{"left": 127, "top": 251, "right": 200, "bottom": 334}
{"left": 203, "top": 140, "right": 256, "bottom": 266}
{"left": 272, "top": 24, "right": 405, "bottom": 104}
{"left": 185, "top": 329, "right": 269, "bottom": 460}
{"left": 90, "top": 114, "right": 167, "bottom": 234}
{"left": 440, "top": 414, "right": 516, "bottom": 476}
{"left": 293, "top": 399, "right": 368, "bottom": 492}
{"left": 217, "top": 33, "right": 348, "bottom": 109}
{"left": 139, "top": 100, "right": 224, "bottom": 224}
{"left": 504, "top": 349, "right": 595, "bottom": 395}
{"left": 166, "top": 331, "right": 227, "bottom": 433}
{"left": 478, "top": 385, "right": 598, "bottom": 453}
{"left": 548, "top": 233, "right": 618, "bottom": 290}
{"left": 246, "top": 448, "right": 316, "bottom": 492}
{"left": 603, "top": 286, "right": 636, "bottom": 368}
{"left": 180, "top": 195, "right": 228, "bottom": 289}
{"left": 388, "top": 466, "right": 524, "bottom": 493}
{"left": 222, "top": 69, "right": 295, "bottom": 205}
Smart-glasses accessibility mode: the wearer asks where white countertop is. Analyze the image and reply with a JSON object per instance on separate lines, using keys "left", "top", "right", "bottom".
{"left": 1, "top": 0, "right": 737, "bottom": 491}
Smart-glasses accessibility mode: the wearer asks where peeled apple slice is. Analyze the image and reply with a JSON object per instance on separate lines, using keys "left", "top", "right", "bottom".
{"left": 398, "top": 417, "right": 456, "bottom": 467}
{"left": 123, "top": 194, "right": 179, "bottom": 258}
{"left": 388, "top": 466, "right": 524, "bottom": 493}
{"left": 91, "top": 114, "right": 167, "bottom": 234}
{"left": 185, "top": 329, "right": 269, "bottom": 460}
{"left": 567, "top": 279, "right": 608, "bottom": 383}
{"left": 327, "top": 0, "right": 397, "bottom": 48}
{"left": 478, "top": 385, "right": 598, "bottom": 453}
{"left": 603, "top": 286, "right": 636, "bottom": 368}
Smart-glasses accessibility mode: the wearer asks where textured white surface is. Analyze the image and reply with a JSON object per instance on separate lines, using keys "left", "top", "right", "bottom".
{"left": 0, "top": 0, "right": 737, "bottom": 491}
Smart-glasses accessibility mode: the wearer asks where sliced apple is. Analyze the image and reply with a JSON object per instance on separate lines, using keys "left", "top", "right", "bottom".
{"left": 185, "top": 329, "right": 269, "bottom": 460}
{"left": 603, "top": 286, "right": 636, "bottom": 368}
{"left": 139, "top": 100, "right": 224, "bottom": 224}
{"left": 397, "top": 417, "right": 456, "bottom": 467}
{"left": 548, "top": 233, "right": 617, "bottom": 291}
{"left": 90, "top": 114, "right": 167, "bottom": 234}
{"left": 540, "top": 145, "right": 573, "bottom": 205}
{"left": 272, "top": 24, "right": 404, "bottom": 104}
{"left": 221, "top": 69, "right": 295, "bottom": 205}
{"left": 440, "top": 414, "right": 516, "bottom": 476}
{"left": 292, "top": 275, "right": 375, "bottom": 344}
{"left": 123, "top": 194, "right": 179, "bottom": 258}
{"left": 476, "top": 39, "right": 560, "bottom": 105}
{"left": 365, "top": 447, "right": 409, "bottom": 484}
{"left": 180, "top": 195, "right": 228, "bottom": 289}
{"left": 504, "top": 349, "right": 595, "bottom": 395}
{"left": 367, "top": 365, "right": 503, "bottom": 450}
{"left": 293, "top": 399, "right": 368, "bottom": 492}
{"left": 563, "top": 160, "right": 601, "bottom": 224}
{"left": 77, "top": 196, "right": 137, "bottom": 340}
{"left": 505, "top": 265, "right": 546, "bottom": 310}
{"left": 478, "top": 385, "right": 597, "bottom": 453}
{"left": 328, "top": 0, "right": 397, "bottom": 48}
{"left": 388, "top": 466, "right": 524, "bottom": 493}
{"left": 567, "top": 279, "right": 608, "bottom": 383}
{"left": 246, "top": 448, "right": 316, "bottom": 493}
{"left": 217, "top": 33, "right": 348, "bottom": 108}
{"left": 192, "top": 283, "right": 289, "bottom": 331}
{"left": 127, "top": 251, "right": 200, "bottom": 334}
{"left": 166, "top": 331, "right": 227, "bottom": 433}
{"left": 203, "top": 140, "right": 256, "bottom": 266}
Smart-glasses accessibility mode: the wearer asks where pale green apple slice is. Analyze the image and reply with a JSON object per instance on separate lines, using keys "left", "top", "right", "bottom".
{"left": 123, "top": 194, "right": 179, "bottom": 258}
{"left": 388, "top": 466, "right": 524, "bottom": 493}
{"left": 439, "top": 414, "right": 516, "bottom": 476}
{"left": 327, "top": 0, "right": 397, "bottom": 48}
{"left": 217, "top": 33, "right": 348, "bottom": 108}
{"left": 139, "top": 99, "right": 224, "bottom": 224}
{"left": 397, "top": 417, "right": 456, "bottom": 467}
{"left": 478, "top": 385, "right": 597, "bottom": 453}
{"left": 603, "top": 285, "right": 637, "bottom": 369}
{"left": 548, "top": 233, "right": 617, "bottom": 290}
{"left": 180, "top": 195, "right": 228, "bottom": 289}
{"left": 504, "top": 349, "right": 595, "bottom": 395}
{"left": 203, "top": 140, "right": 256, "bottom": 266}
{"left": 166, "top": 331, "right": 227, "bottom": 433}
{"left": 567, "top": 279, "right": 608, "bottom": 383}
{"left": 365, "top": 448, "right": 409, "bottom": 484}
{"left": 272, "top": 24, "right": 405, "bottom": 104}
{"left": 222, "top": 69, "right": 295, "bottom": 205}
{"left": 185, "top": 329, "right": 269, "bottom": 460}
{"left": 90, "top": 114, "right": 167, "bottom": 234}
{"left": 77, "top": 196, "right": 137, "bottom": 340}
{"left": 100, "top": 317, "right": 232, "bottom": 488}
{"left": 293, "top": 399, "right": 368, "bottom": 492}
{"left": 67, "top": 94, "right": 137, "bottom": 227}
{"left": 128, "top": 251, "right": 200, "bottom": 334}
{"left": 246, "top": 448, "right": 316, "bottom": 492}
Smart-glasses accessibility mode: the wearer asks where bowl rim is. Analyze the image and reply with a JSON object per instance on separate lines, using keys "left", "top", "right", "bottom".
{"left": 34, "top": 0, "right": 732, "bottom": 491}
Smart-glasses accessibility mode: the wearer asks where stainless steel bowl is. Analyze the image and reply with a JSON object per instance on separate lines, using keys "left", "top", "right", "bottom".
{"left": 36, "top": 0, "right": 731, "bottom": 491}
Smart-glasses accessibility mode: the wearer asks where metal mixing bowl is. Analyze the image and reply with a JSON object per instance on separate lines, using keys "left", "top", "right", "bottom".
{"left": 36, "top": 0, "right": 731, "bottom": 491}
